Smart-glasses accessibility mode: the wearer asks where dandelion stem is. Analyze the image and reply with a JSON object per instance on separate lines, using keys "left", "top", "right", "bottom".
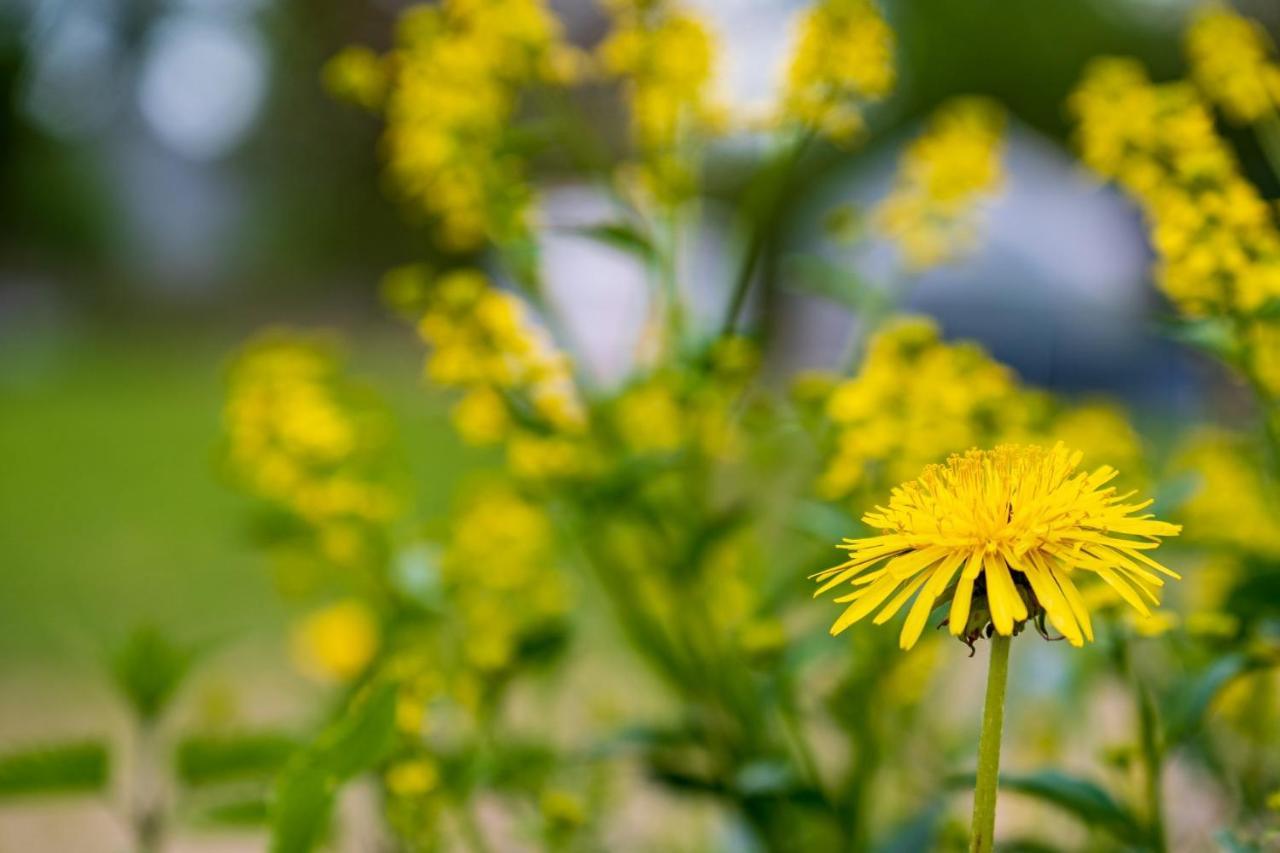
{"left": 970, "top": 633, "right": 1011, "bottom": 853}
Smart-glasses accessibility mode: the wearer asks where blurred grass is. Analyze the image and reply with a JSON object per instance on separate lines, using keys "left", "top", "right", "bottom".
{"left": 0, "top": 318, "right": 475, "bottom": 673}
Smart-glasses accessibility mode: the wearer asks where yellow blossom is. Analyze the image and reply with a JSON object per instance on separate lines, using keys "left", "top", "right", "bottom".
{"left": 386, "top": 759, "right": 440, "bottom": 797}
{"left": 615, "top": 381, "right": 685, "bottom": 453}
{"left": 441, "top": 485, "right": 569, "bottom": 671}
{"left": 223, "top": 332, "right": 398, "bottom": 532}
{"left": 817, "top": 317, "right": 1033, "bottom": 498}
{"left": 1185, "top": 6, "right": 1280, "bottom": 124}
{"left": 813, "top": 443, "right": 1181, "bottom": 649}
{"left": 290, "top": 599, "right": 380, "bottom": 682}
{"left": 1069, "top": 58, "right": 1280, "bottom": 316}
{"left": 1174, "top": 430, "right": 1280, "bottom": 557}
{"left": 776, "top": 0, "right": 895, "bottom": 142}
{"left": 876, "top": 97, "right": 1006, "bottom": 269}
{"left": 598, "top": 0, "right": 723, "bottom": 201}
{"left": 335, "top": 0, "right": 574, "bottom": 249}
{"left": 322, "top": 46, "right": 387, "bottom": 110}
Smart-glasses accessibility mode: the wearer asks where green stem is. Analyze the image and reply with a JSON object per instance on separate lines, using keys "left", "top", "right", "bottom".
{"left": 721, "top": 132, "right": 814, "bottom": 337}
{"left": 1256, "top": 110, "right": 1280, "bottom": 181}
{"left": 970, "top": 633, "right": 1011, "bottom": 853}
{"left": 1136, "top": 681, "right": 1167, "bottom": 853}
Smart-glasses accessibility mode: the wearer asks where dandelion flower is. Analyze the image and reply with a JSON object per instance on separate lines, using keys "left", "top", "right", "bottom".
{"left": 814, "top": 443, "right": 1180, "bottom": 650}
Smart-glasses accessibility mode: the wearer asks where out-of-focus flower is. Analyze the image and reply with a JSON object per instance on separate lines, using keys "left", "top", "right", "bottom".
{"left": 442, "top": 485, "right": 569, "bottom": 671}
{"left": 813, "top": 443, "right": 1181, "bottom": 649}
{"left": 223, "top": 332, "right": 400, "bottom": 535}
{"left": 1174, "top": 429, "right": 1280, "bottom": 557}
{"left": 1049, "top": 402, "right": 1144, "bottom": 481}
{"left": 876, "top": 97, "right": 1005, "bottom": 269}
{"left": 540, "top": 789, "right": 587, "bottom": 831}
{"left": 291, "top": 599, "right": 380, "bottom": 682}
{"left": 816, "top": 317, "right": 1034, "bottom": 499}
{"left": 598, "top": 0, "right": 723, "bottom": 202}
{"left": 1070, "top": 58, "right": 1280, "bottom": 317}
{"left": 322, "top": 46, "right": 387, "bottom": 110}
{"left": 1185, "top": 7, "right": 1280, "bottom": 124}
{"left": 775, "top": 0, "right": 894, "bottom": 143}
{"left": 331, "top": 0, "right": 575, "bottom": 250}
{"left": 615, "top": 381, "right": 685, "bottom": 453}
{"left": 385, "top": 758, "right": 441, "bottom": 797}
{"left": 404, "top": 266, "right": 588, "bottom": 469}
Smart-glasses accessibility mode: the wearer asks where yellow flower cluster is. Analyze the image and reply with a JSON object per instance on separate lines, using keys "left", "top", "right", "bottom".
{"left": 598, "top": 0, "right": 723, "bottom": 201}
{"left": 331, "top": 0, "right": 575, "bottom": 249}
{"left": 1185, "top": 6, "right": 1280, "bottom": 125}
{"left": 400, "top": 266, "right": 589, "bottom": 479}
{"left": 441, "top": 485, "right": 569, "bottom": 672}
{"left": 876, "top": 97, "right": 1006, "bottom": 269}
{"left": 817, "top": 317, "right": 1038, "bottom": 499}
{"left": 776, "top": 0, "right": 895, "bottom": 142}
{"left": 223, "top": 333, "right": 399, "bottom": 536}
{"left": 611, "top": 338, "right": 758, "bottom": 460}
{"left": 1174, "top": 429, "right": 1280, "bottom": 557}
{"left": 290, "top": 598, "right": 380, "bottom": 683}
{"left": 815, "top": 443, "right": 1180, "bottom": 649}
{"left": 1070, "top": 58, "right": 1280, "bottom": 316}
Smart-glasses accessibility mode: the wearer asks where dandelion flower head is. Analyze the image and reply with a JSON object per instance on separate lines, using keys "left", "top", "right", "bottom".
{"left": 814, "top": 443, "right": 1180, "bottom": 650}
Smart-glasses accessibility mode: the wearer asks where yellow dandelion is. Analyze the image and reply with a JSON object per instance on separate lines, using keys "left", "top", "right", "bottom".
{"left": 813, "top": 443, "right": 1180, "bottom": 650}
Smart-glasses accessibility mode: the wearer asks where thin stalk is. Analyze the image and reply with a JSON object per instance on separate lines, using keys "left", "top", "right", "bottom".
{"left": 970, "top": 633, "right": 1011, "bottom": 853}
{"left": 1256, "top": 110, "right": 1280, "bottom": 181}
{"left": 1136, "top": 680, "right": 1167, "bottom": 853}
{"left": 721, "top": 132, "right": 814, "bottom": 337}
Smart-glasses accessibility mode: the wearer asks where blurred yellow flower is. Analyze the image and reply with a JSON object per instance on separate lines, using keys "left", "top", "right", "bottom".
{"left": 818, "top": 317, "right": 1033, "bottom": 498}
{"left": 876, "top": 97, "right": 1005, "bottom": 269}
{"left": 322, "top": 46, "right": 387, "bottom": 110}
{"left": 814, "top": 443, "right": 1180, "bottom": 649}
{"left": 1175, "top": 429, "right": 1280, "bottom": 556}
{"left": 291, "top": 599, "right": 379, "bottom": 682}
{"left": 598, "top": 0, "right": 723, "bottom": 201}
{"left": 776, "top": 0, "right": 895, "bottom": 142}
{"left": 386, "top": 758, "right": 440, "bottom": 797}
{"left": 334, "top": 0, "right": 574, "bottom": 249}
{"left": 1070, "top": 58, "right": 1280, "bottom": 316}
{"left": 1185, "top": 6, "right": 1280, "bottom": 124}
{"left": 223, "top": 333, "right": 399, "bottom": 533}
{"left": 615, "top": 381, "right": 685, "bottom": 453}
{"left": 442, "top": 485, "right": 569, "bottom": 671}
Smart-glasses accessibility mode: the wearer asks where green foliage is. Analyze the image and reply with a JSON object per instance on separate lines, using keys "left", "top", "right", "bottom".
{"left": 947, "top": 770, "right": 1146, "bottom": 845}
{"left": 111, "top": 625, "right": 195, "bottom": 723}
{"left": 0, "top": 740, "right": 110, "bottom": 798}
{"left": 270, "top": 682, "right": 397, "bottom": 853}
{"left": 1165, "top": 648, "right": 1280, "bottom": 745}
{"left": 569, "top": 221, "right": 656, "bottom": 262}
{"left": 175, "top": 731, "right": 299, "bottom": 788}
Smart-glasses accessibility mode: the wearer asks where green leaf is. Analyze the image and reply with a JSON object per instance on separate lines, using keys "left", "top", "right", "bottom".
{"left": 111, "top": 625, "right": 196, "bottom": 723}
{"left": 946, "top": 769, "right": 1145, "bottom": 844}
{"left": 1165, "top": 648, "right": 1280, "bottom": 745}
{"left": 783, "top": 254, "right": 888, "bottom": 313}
{"left": 270, "top": 682, "right": 397, "bottom": 853}
{"left": 185, "top": 793, "right": 272, "bottom": 828}
{"left": 0, "top": 741, "right": 110, "bottom": 798}
{"left": 175, "top": 732, "right": 299, "bottom": 788}
{"left": 1157, "top": 315, "right": 1241, "bottom": 363}
{"left": 567, "top": 222, "right": 655, "bottom": 261}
